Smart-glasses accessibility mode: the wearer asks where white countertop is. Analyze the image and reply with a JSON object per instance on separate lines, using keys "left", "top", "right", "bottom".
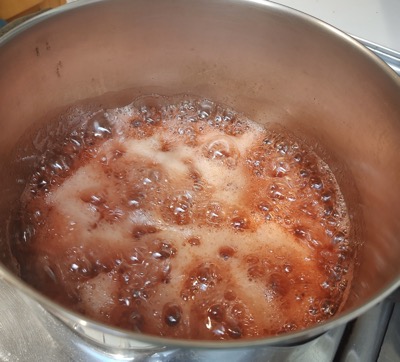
{"left": 275, "top": 0, "right": 400, "bottom": 52}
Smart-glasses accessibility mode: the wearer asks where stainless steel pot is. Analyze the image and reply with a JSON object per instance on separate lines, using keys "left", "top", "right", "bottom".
{"left": 0, "top": 0, "right": 399, "bottom": 352}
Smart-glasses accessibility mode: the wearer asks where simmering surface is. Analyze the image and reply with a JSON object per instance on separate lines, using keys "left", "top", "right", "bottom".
{"left": 11, "top": 96, "right": 353, "bottom": 340}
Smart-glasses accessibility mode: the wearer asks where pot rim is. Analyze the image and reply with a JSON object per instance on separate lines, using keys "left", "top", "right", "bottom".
{"left": 0, "top": 0, "right": 399, "bottom": 349}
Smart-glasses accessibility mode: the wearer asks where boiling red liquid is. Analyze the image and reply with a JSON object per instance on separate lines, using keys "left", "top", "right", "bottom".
{"left": 12, "top": 96, "right": 353, "bottom": 340}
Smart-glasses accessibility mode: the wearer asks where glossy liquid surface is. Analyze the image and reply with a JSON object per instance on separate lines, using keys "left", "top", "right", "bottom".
{"left": 11, "top": 96, "right": 353, "bottom": 340}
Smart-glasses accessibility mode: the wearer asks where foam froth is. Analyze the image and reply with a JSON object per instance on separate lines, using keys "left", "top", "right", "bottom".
{"left": 11, "top": 95, "right": 353, "bottom": 340}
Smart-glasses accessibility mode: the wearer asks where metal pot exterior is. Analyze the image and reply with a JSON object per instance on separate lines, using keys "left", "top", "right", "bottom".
{"left": 0, "top": 0, "right": 399, "bottom": 350}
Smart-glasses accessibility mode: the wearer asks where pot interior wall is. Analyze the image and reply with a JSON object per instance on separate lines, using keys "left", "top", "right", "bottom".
{"left": 0, "top": 0, "right": 399, "bottom": 337}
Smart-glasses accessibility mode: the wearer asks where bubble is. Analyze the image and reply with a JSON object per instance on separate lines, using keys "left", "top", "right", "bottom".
{"left": 128, "top": 247, "right": 146, "bottom": 265}
{"left": 323, "top": 203, "right": 334, "bottom": 217}
{"left": 326, "top": 217, "right": 338, "bottom": 227}
{"left": 321, "top": 191, "right": 333, "bottom": 202}
{"left": 131, "top": 119, "right": 142, "bottom": 128}
{"left": 333, "top": 232, "right": 346, "bottom": 244}
{"left": 132, "top": 225, "right": 158, "bottom": 239}
{"left": 35, "top": 176, "right": 48, "bottom": 190}
{"left": 219, "top": 246, "right": 236, "bottom": 260}
{"left": 187, "top": 236, "right": 201, "bottom": 246}
{"left": 205, "top": 202, "right": 225, "bottom": 226}
{"left": 127, "top": 189, "right": 145, "bottom": 208}
{"left": 283, "top": 263, "right": 292, "bottom": 273}
{"left": 105, "top": 207, "right": 125, "bottom": 223}
{"left": 197, "top": 99, "right": 214, "bottom": 120}
{"left": 163, "top": 303, "right": 182, "bottom": 326}
{"left": 192, "top": 180, "right": 204, "bottom": 192}
{"left": 125, "top": 103, "right": 163, "bottom": 138}
{"left": 86, "top": 112, "right": 112, "bottom": 140}
{"left": 272, "top": 159, "right": 290, "bottom": 177}
{"left": 230, "top": 216, "right": 249, "bottom": 231}
{"left": 286, "top": 192, "right": 296, "bottom": 202}
{"left": 321, "top": 300, "right": 338, "bottom": 316}
{"left": 145, "top": 117, "right": 157, "bottom": 125}
{"left": 80, "top": 193, "right": 106, "bottom": 205}
{"left": 181, "top": 262, "right": 221, "bottom": 300}
{"left": 269, "top": 183, "right": 286, "bottom": 200}
{"left": 208, "top": 304, "right": 225, "bottom": 322}
{"left": 268, "top": 273, "right": 289, "bottom": 297}
{"left": 320, "top": 281, "right": 330, "bottom": 289}
{"left": 310, "top": 176, "right": 323, "bottom": 190}
{"left": 70, "top": 258, "right": 92, "bottom": 276}
{"left": 327, "top": 264, "right": 345, "bottom": 282}
{"left": 149, "top": 239, "right": 176, "bottom": 260}
{"left": 179, "top": 99, "right": 195, "bottom": 113}
{"left": 258, "top": 202, "right": 270, "bottom": 213}
{"left": 258, "top": 202, "right": 272, "bottom": 221}
{"left": 66, "top": 248, "right": 94, "bottom": 278}
{"left": 163, "top": 191, "right": 193, "bottom": 225}
{"left": 64, "top": 136, "right": 83, "bottom": 154}
{"left": 300, "top": 169, "right": 309, "bottom": 178}
{"left": 226, "top": 320, "right": 242, "bottom": 339}
{"left": 48, "top": 154, "right": 73, "bottom": 176}
{"left": 189, "top": 169, "right": 204, "bottom": 192}
{"left": 246, "top": 145, "right": 281, "bottom": 178}
{"left": 197, "top": 263, "right": 219, "bottom": 284}
{"left": 294, "top": 153, "right": 302, "bottom": 162}
{"left": 230, "top": 302, "right": 248, "bottom": 321}
{"left": 112, "top": 168, "right": 127, "bottom": 180}
{"left": 248, "top": 265, "right": 265, "bottom": 279}
{"left": 308, "top": 301, "right": 319, "bottom": 316}
{"left": 142, "top": 168, "right": 164, "bottom": 186}
{"left": 245, "top": 255, "right": 259, "bottom": 265}
{"left": 338, "top": 280, "right": 348, "bottom": 292}
{"left": 202, "top": 137, "right": 239, "bottom": 168}
{"left": 132, "top": 289, "right": 149, "bottom": 301}
{"left": 221, "top": 109, "right": 236, "bottom": 123}
{"left": 295, "top": 293, "right": 304, "bottom": 302}
{"left": 275, "top": 141, "right": 289, "bottom": 155}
